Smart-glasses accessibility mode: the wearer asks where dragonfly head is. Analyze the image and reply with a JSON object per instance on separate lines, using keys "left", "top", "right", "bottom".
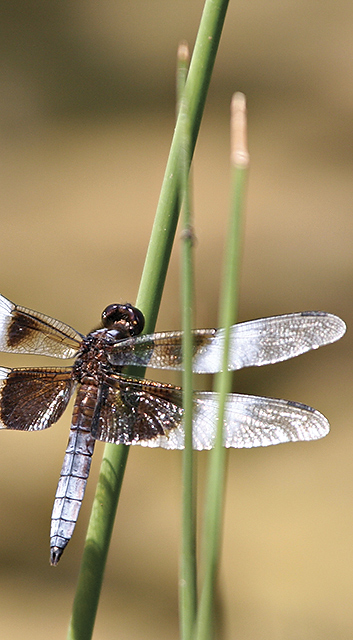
{"left": 101, "top": 303, "right": 145, "bottom": 337}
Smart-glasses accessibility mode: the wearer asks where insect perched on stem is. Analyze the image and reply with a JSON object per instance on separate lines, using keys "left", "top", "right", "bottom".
{"left": 0, "top": 294, "right": 345, "bottom": 564}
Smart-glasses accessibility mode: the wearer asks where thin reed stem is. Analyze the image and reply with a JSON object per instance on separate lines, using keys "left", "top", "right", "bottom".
{"left": 178, "top": 42, "right": 198, "bottom": 640}
{"left": 195, "top": 93, "right": 249, "bottom": 640}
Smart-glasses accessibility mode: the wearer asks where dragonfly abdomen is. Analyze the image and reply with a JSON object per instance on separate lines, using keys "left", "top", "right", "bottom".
{"left": 50, "top": 383, "right": 97, "bottom": 566}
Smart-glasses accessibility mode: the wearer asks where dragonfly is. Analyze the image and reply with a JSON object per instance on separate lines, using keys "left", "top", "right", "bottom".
{"left": 0, "top": 294, "right": 345, "bottom": 564}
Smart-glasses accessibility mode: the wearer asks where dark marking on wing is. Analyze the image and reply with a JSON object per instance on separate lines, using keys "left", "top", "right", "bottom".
{"left": 0, "top": 367, "right": 74, "bottom": 431}
{"left": 7, "top": 312, "right": 39, "bottom": 349}
{"left": 0, "top": 294, "right": 83, "bottom": 358}
{"left": 91, "top": 374, "right": 184, "bottom": 445}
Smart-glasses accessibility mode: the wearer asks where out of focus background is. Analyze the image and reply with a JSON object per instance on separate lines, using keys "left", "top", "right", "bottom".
{"left": 0, "top": 2, "right": 352, "bottom": 639}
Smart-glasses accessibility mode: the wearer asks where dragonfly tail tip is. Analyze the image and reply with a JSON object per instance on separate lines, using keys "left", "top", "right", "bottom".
{"left": 50, "top": 546, "right": 63, "bottom": 566}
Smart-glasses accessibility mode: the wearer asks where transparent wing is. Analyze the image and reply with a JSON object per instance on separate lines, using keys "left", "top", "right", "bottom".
{"left": 90, "top": 375, "right": 329, "bottom": 450}
{"left": 0, "top": 366, "right": 74, "bottom": 430}
{"left": 108, "top": 311, "right": 346, "bottom": 373}
{"left": 190, "top": 393, "right": 330, "bottom": 450}
{"left": 0, "top": 294, "right": 82, "bottom": 358}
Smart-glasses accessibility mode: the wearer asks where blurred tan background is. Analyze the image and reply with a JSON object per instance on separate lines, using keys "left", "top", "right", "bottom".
{"left": 0, "top": 1, "right": 352, "bottom": 639}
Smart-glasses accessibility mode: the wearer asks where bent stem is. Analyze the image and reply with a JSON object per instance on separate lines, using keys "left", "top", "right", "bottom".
{"left": 67, "top": 2, "right": 230, "bottom": 639}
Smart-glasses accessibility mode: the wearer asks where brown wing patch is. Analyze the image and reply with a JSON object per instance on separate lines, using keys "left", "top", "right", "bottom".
{"left": 7, "top": 312, "right": 40, "bottom": 349}
{"left": 91, "top": 374, "right": 184, "bottom": 445}
{"left": 0, "top": 367, "right": 74, "bottom": 431}
{"left": 0, "top": 294, "right": 82, "bottom": 358}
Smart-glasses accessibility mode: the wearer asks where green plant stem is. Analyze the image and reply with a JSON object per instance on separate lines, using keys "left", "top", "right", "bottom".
{"left": 195, "top": 94, "right": 248, "bottom": 640}
{"left": 66, "top": 2, "right": 230, "bottom": 639}
{"left": 134, "top": 0, "right": 230, "bottom": 326}
{"left": 178, "top": 43, "right": 198, "bottom": 640}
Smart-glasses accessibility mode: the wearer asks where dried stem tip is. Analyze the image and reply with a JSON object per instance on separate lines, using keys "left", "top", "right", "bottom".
{"left": 231, "top": 92, "right": 249, "bottom": 168}
{"left": 178, "top": 41, "right": 190, "bottom": 64}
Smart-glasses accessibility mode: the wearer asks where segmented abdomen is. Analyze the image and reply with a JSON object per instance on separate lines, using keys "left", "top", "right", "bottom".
{"left": 50, "top": 382, "right": 97, "bottom": 565}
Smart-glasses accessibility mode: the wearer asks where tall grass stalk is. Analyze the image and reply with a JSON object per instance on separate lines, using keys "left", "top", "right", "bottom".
{"left": 66, "top": 2, "right": 230, "bottom": 639}
{"left": 177, "top": 42, "right": 198, "bottom": 640}
{"left": 195, "top": 93, "right": 249, "bottom": 640}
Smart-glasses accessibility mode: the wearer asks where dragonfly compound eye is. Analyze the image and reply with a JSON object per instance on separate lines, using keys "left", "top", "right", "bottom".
{"left": 101, "top": 303, "right": 145, "bottom": 335}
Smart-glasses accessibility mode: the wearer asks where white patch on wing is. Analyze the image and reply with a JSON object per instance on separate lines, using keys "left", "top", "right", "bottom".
{"left": 130, "top": 392, "right": 330, "bottom": 450}
{"left": 193, "top": 313, "right": 346, "bottom": 373}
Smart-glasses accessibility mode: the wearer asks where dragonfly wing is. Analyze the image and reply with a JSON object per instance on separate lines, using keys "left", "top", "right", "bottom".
{"left": 108, "top": 312, "right": 345, "bottom": 373}
{"left": 192, "top": 392, "right": 330, "bottom": 449}
{"left": 0, "top": 294, "right": 82, "bottom": 358}
{"left": 90, "top": 374, "right": 329, "bottom": 450}
{"left": 0, "top": 367, "right": 74, "bottom": 431}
